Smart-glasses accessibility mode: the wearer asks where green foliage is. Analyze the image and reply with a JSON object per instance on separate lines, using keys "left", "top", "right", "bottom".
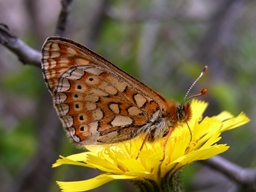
{"left": 0, "top": 118, "right": 36, "bottom": 174}
{"left": 2, "top": 67, "right": 44, "bottom": 98}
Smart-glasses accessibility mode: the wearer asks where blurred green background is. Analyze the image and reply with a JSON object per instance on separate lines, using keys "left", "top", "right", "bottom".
{"left": 0, "top": 0, "right": 255, "bottom": 192}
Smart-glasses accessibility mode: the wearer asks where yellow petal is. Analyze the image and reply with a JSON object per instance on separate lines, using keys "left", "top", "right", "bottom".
{"left": 220, "top": 112, "right": 250, "bottom": 132}
{"left": 57, "top": 174, "right": 137, "bottom": 192}
{"left": 52, "top": 156, "right": 89, "bottom": 168}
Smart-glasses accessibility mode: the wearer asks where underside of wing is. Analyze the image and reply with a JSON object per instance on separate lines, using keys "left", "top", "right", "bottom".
{"left": 41, "top": 37, "right": 172, "bottom": 145}
{"left": 54, "top": 65, "right": 163, "bottom": 145}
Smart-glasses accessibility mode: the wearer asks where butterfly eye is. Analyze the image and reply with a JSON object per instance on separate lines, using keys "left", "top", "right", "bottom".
{"left": 176, "top": 104, "right": 191, "bottom": 122}
{"left": 176, "top": 105, "right": 184, "bottom": 121}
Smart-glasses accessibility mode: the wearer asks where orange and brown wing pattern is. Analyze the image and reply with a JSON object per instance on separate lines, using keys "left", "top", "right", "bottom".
{"left": 42, "top": 37, "right": 170, "bottom": 109}
{"left": 41, "top": 37, "right": 171, "bottom": 145}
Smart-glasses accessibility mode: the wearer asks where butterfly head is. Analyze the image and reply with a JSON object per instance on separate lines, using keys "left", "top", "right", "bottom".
{"left": 176, "top": 103, "right": 192, "bottom": 123}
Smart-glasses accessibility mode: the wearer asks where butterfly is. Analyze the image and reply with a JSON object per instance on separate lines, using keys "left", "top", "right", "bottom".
{"left": 41, "top": 37, "right": 207, "bottom": 149}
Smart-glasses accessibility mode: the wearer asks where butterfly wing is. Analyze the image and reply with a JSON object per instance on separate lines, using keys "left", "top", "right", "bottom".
{"left": 41, "top": 37, "right": 171, "bottom": 145}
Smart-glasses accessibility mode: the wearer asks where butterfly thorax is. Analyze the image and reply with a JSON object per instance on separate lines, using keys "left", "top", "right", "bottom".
{"left": 147, "top": 102, "right": 192, "bottom": 141}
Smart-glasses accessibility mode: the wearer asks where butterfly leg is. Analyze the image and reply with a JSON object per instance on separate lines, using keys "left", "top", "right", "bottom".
{"left": 161, "top": 127, "right": 174, "bottom": 161}
{"left": 136, "top": 132, "right": 151, "bottom": 159}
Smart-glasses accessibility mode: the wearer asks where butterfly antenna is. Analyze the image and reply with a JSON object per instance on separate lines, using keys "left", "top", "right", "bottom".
{"left": 186, "top": 121, "right": 192, "bottom": 142}
{"left": 181, "top": 66, "right": 208, "bottom": 105}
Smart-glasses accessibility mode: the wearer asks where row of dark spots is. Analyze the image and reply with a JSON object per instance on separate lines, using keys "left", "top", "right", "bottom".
{"left": 79, "top": 117, "right": 85, "bottom": 132}
{"left": 73, "top": 94, "right": 81, "bottom": 114}
{"left": 75, "top": 74, "right": 94, "bottom": 90}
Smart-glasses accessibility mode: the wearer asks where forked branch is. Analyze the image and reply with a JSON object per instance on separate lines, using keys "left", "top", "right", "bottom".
{"left": 0, "top": 24, "right": 41, "bottom": 67}
{"left": 202, "top": 156, "right": 256, "bottom": 191}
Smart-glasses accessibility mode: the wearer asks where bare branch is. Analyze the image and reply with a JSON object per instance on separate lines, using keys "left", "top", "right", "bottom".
{"left": 0, "top": 0, "right": 74, "bottom": 67}
{"left": 54, "top": 0, "right": 74, "bottom": 36}
{"left": 0, "top": 24, "right": 41, "bottom": 67}
{"left": 202, "top": 156, "right": 256, "bottom": 191}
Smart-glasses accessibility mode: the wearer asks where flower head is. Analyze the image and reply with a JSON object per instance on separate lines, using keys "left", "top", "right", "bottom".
{"left": 53, "top": 100, "right": 249, "bottom": 192}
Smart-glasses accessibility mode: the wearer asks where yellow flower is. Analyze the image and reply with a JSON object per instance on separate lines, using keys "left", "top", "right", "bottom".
{"left": 53, "top": 100, "right": 250, "bottom": 192}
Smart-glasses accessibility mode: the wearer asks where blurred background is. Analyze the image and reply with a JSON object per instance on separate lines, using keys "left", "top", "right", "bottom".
{"left": 0, "top": 0, "right": 255, "bottom": 191}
